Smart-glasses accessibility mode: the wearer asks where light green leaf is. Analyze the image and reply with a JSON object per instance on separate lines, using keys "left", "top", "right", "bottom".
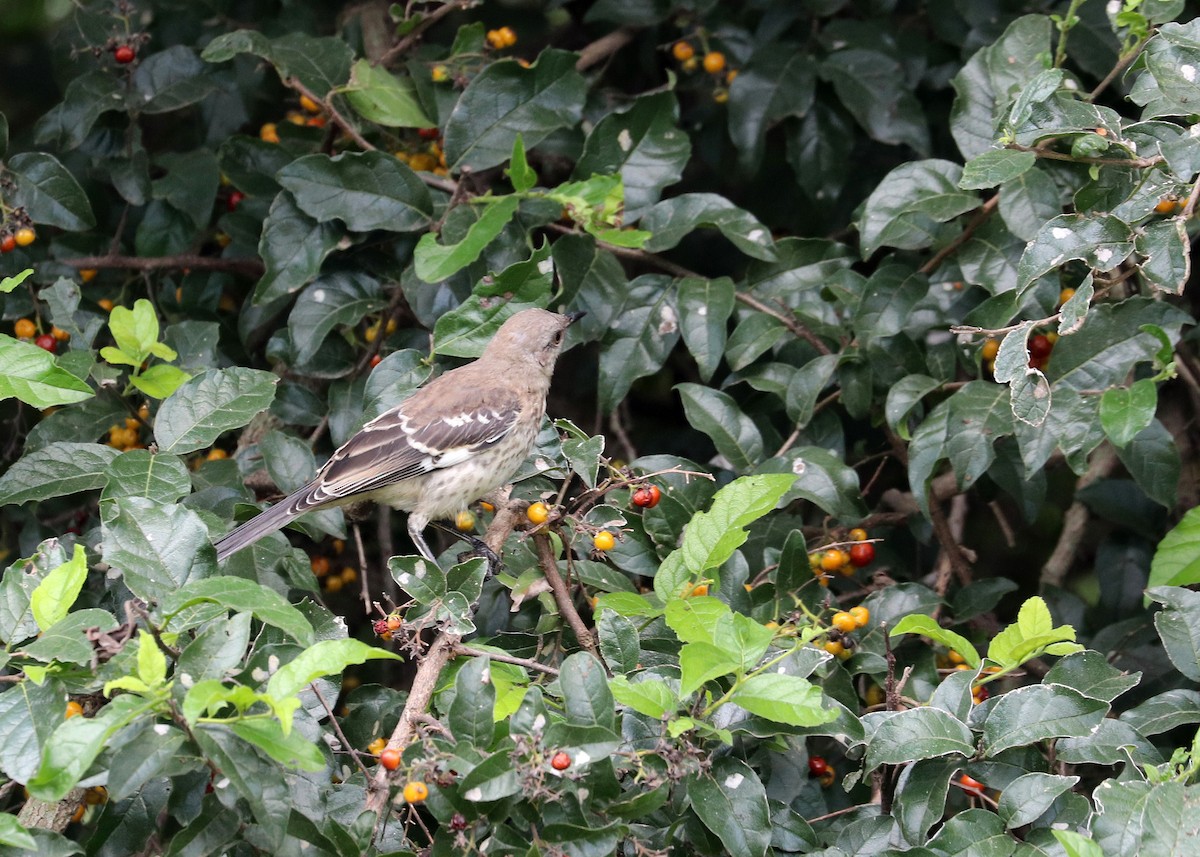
{"left": 728, "top": 674, "right": 837, "bottom": 727}
{"left": 0, "top": 335, "right": 94, "bottom": 409}
{"left": 29, "top": 544, "right": 87, "bottom": 632}
{"left": 155, "top": 367, "right": 278, "bottom": 454}
{"left": 343, "top": 58, "right": 432, "bottom": 128}
{"left": 891, "top": 614, "right": 981, "bottom": 668}
{"left": 414, "top": 196, "right": 521, "bottom": 282}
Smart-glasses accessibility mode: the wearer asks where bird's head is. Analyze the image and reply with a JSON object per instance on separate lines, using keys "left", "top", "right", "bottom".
{"left": 485, "top": 308, "right": 584, "bottom": 376}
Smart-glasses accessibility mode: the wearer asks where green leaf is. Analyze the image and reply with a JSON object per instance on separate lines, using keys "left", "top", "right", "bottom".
{"left": 858, "top": 159, "right": 978, "bottom": 257}
{"left": 414, "top": 196, "right": 521, "bottom": 282}
{"left": 0, "top": 813, "right": 36, "bottom": 850}
{"left": 996, "top": 772, "right": 1079, "bottom": 828}
{"left": 640, "top": 193, "right": 776, "bottom": 261}
{"left": 597, "top": 610, "right": 640, "bottom": 674}
{"left": 1052, "top": 830, "right": 1104, "bottom": 857}
{"left": 448, "top": 656, "right": 496, "bottom": 747}
{"left": 133, "top": 45, "right": 215, "bottom": 113}
{"left": 1099, "top": 379, "right": 1157, "bottom": 448}
{"left": 677, "top": 277, "right": 735, "bottom": 383}
{"left": 727, "top": 46, "right": 815, "bottom": 170}
{"left": 885, "top": 374, "right": 942, "bottom": 440}
{"left": 821, "top": 48, "right": 929, "bottom": 154}
{"left": 289, "top": 271, "right": 386, "bottom": 364}
{"left": 574, "top": 92, "right": 690, "bottom": 220}
{"left": 729, "top": 674, "right": 836, "bottom": 727}
{"left": 443, "top": 50, "right": 587, "bottom": 172}
{"left": 29, "top": 545, "right": 87, "bottom": 632}
{"left": 988, "top": 596, "right": 1082, "bottom": 667}
{"left": 676, "top": 383, "right": 764, "bottom": 473}
{"left": 1136, "top": 218, "right": 1190, "bottom": 295}
{"left": 864, "top": 708, "right": 975, "bottom": 771}
{"left": 134, "top": 629, "right": 167, "bottom": 687}
{"left": 0, "top": 269, "right": 33, "bottom": 293}
{"left": 27, "top": 694, "right": 150, "bottom": 801}
{"left": 982, "top": 685, "right": 1109, "bottom": 756}
{"left": 893, "top": 759, "right": 957, "bottom": 845}
{"left": 8, "top": 152, "right": 96, "bottom": 231}
{"left": 102, "top": 497, "right": 215, "bottom": 603}
{"left": 959, "top": 149, "right": 1037, "bottom": 189}
{"left": 560, "top": 652, "right": 615, "bottom": 729}
{"left": 277, "top": 151, "right": 433, "bottom": 233}
{"left": 388, "top": 555, "right": 447, "bottom": 605}
{"left": 130, "top": 363, "right": 191, "bottom": 399}
{"left": 597, "top": 275, "right": 678, "bottom": 413}
{"left": 1043, "top": 650, "right": 1141, "bottom": 703}
{"left": 0, "top": 676, "right": 63, "bottom": 784}
{"left": 254, "top": 192, "right": 343, "bottom": 304}
{"left": 163, "top": 577, "right": 314, "bottom": 646}
{"left": 1150, "top": 587, "right": 1200, "bottom": 682}
{"left": 766, "top": 446, "right": 865, "bottom": 520}
{"left": 202, "top": 30, "right": 352, "bottom": 94}
{"left": 609, "top": 676, "right": 677, "bottom": 719}
{"left": 460, "top": 750, "right": 521, "bottom": 802}
{"left": 680, "top": 642, "right": 742, "bottom": 696}
{"left": 102, "top": 449, "right": 191, "bottom": 505}
{"left": 0, "top": 442, "right": 118, "bottom": 505}
{"left": 890, "top": 614, "right": 980, "bottom": 668}
{"left": 343, "top": 58, "right": 431, "bottom": 128}
{"left": 0, "top": 335, "right": 94, "bottom": 409}
{"left": 1149, "top": 507, "right": 1200, "bottom": 590}
{"left": 507, "top": 134, "right": 536, "bottom": 192}
{"left": 231, "top": 719, "right": 325, "bottom": 771}
{"left": 154, "top": 367, "right": 278, "bottom": 454}
{"left": 1120, "top": 689, "right": 1200, "bottom": 736}
{"left": 654, "top": 474, "right": 795, "bottom": 602}
{"left": 1016, "top": 214, "right": 1133, "bottom": 294}
{"left": 687, "top": 758, "right": 772, "bottom": 857}
{"left": 267, "top": 639, "right": 400, "bottom": 704}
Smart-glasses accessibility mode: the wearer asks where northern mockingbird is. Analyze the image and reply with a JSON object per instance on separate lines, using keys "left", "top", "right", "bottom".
{"left": 213, "top": 308, "right": 582, "bottom": 564}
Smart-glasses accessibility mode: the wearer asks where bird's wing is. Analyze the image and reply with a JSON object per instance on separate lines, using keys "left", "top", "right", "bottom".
{"left": 302, "top": 386, "right": 521, "bottom": 505}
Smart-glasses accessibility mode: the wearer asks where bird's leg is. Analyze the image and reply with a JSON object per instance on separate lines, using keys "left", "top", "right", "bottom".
{"left": 407, "top": 517, "right": 438, "bottom": 564}
{"left": 457, "top": 536, "right": 502, "bottom": 579}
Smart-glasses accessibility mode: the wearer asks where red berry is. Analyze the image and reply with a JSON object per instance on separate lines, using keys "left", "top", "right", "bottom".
{"left": 1028, "top": 334, "right": 1053, "bottom": 359}
{"left": 959, "top": 774, "right": 984, "bottom": 793}
{"left": 808, "top": 756, "right": 828, "bottom": 777}
{"left": 632, "top": 485, "right": 662, "bottom": 509}
{"left": 0, "top": 235, "right": 15, "bottom": 253}
{"left": 450, "top": 812, "right": 467, "bottom": 831}
{"left": 35, "top": 334, "right": 57, "bottom": 354}
{"left": 849, "top": 542, "right": 875, "bottom": 568}
{"left": 373, "top": 618, "right": 390, "bottom": 636}
{"left": 417, "top": 127, "right": 440, "bottom": 140}
{"left": 550, "top": 751, "right": 571, "bottom": 771}
{"left": 114, "top": 45, "right": 135, "bottom": 64}
{"left": 369, "top": 354, "right": 382, "bottom": 368}
{"left": 226, "top": 190, "right": 245, "bottom": 212}
{"left": 379, "top": 747, "right": 401, "bottom": 771}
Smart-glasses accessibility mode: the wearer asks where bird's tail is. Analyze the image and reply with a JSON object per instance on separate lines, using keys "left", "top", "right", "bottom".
{"left": 213, "top": 487, "right": 312, "bottom": 563}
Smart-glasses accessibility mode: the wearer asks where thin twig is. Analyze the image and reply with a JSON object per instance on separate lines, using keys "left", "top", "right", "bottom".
{"left": 1040, "top": 443, "right": 1118, "bottom": 588}
{"left": 1007, "top": 142, "right": 1165, "bottom": 170}
{"left": 452, "top": 643, "right": 560, "bottom": 676}
{"left": 311, "top": 682, "right": 372, "bottom": 779}
{"left": 60, "top": 254, "right": 264, "bottom": 279}
{"left": 919, "top": 195, "right": 1000, "bottom": 276}
{"left": 353, "top": 522, "right": 372, "bottom": 616}
{"left": 532, "top": 532, "right": 600, "bottom": 659}
{"left": 575, "top": 27, "right": 638, "bottom": 72}
{"left": 1087, "top": 38, "right": 1148, "bottom": 102}
{"left": 378, "top": 0, "right": 477, "bottom": 68}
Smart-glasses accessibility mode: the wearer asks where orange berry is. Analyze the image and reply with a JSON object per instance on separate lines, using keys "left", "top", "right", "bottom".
{"left": 402, "top": 781, "right": 429, "bottom": 802}
{"left": 831, "top": 611, "right": 857, "bottom": 633}
{"left": 455, "top": 510, "right": 476, "bottom": 531}
{"left": 593, "top": 530, "right": 616, "bottom": 552}
{"left": 527, "top": 501, "right": 550, "bottom": 524}
{"left": 848, "top": 606, "right": 869, "bottom": 627}
{"left": 632, "top": 485, "right": 661, "bottom": 508}
{"left": 14, "top": 318, "right": 36, "bottom": 339}
{"left": 52, "top": 326, "right": 70, "bottom": 342}
{"left": 98, "top": 298, "right": 115, "bottom": 312}
{"left": 340, "top": 567, "right": 357, "bottom": 584}
{"left": 725, "top": 69, "right": 738, "bottom": 85}
{"left": 689, "top": 583, "right": 709, "bottom": 597}
{"left": 702, "top": 52, "right": 726, "bottom": 74}
{"left": 497, "top": 26, "right": 516, "bottom": 47}
{"left": 672, "top": 41, "right": 695, "bottom": 61}
{"left": 80, "top": 268, "right": 98, "bottom": 283}
{"left": 981, "top": 339, "right": 999, "bottom": 361}
{"left": 14, "top": 227, "right": 36, "bottom": 247}
{"left": 84, "top": 786, "right": 107, "bottom": 805}
{"left": 818, "top": 766, "right": 836, "bottom": 787}
{"left": 712, "top": 88, "right": 729, "bottom": 104}
{"left": 325, "top": 575, "right": 343, "bottom": 593}
{"left": 947, "top": 649, "right": 966, "bottom": 665}
{"left": 431, "top": 64, "right": 449, "bottom": 83}
{"left": 259, "top": 123, "right": 280, "bottom": 144}
{"left": 1155, "top": 196, "right": 1177, "bottom": 215}
{"left": 820, "top": 550, "right": 845, "bottom": 572}
{"left": 65, "top": 700, "right": 83, "bottom": 719}
{"left": 1058, "top": 287, "right": 1075, "bottom": 307}
{"left": 380, "top": 748, "right": 402, "bottom": 771}
{"left": 550, "top": 751, "right": 571, "bottom": 771}
{"left": 332, "top": 538, "right": 345, "bottom": 554}
{"left": 206, "top": 448, "right": 228, "bottom": 461}
{"left": 959, "top": 774, "right": 984, "bottom": 793}
{"left": 368, "top": 737, "right": 387, "bottom": 756}
{"left": 848, "top": 528, "right": 868, "bottom": 542}
{"left": 479, "top": 501, "right": 495, "bottom": 512}
{"left": 299, "top": 94, "right": 321, "bottom": 113}
{"left": 823, "top": 640, "right": 845, "bottom": 657}
{"left": 311, "top": 556, "right": 331, "bottom": 577}
{"left": 837, "top": 549, "right": 854, "bottom": 574}
{"left": 386, "top": 614, "right": 402, "bottom": 631}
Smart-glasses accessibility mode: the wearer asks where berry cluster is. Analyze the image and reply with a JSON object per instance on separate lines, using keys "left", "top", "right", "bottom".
{"left": 670, "top": 39, "right": 738, "bottom": 102}
{"left": 808, "top": 755, "right": 835, "bottom": 788}
{"left": 820, "top": 605, "right": 869, "bottom": 659}
{"left": 485, "top": 26, "right": 517, "bottom": 50}
{"left": 395, "top": 131, "right": 450, "bottom": 177}
{"left": 807, "top": 527, "right": 876, "bottom": 585}
{"left": 13, "top": 317, "right": 68, "bottom": 354}
{"left": 311, "top": 542, "right": 358, "bottom": 594}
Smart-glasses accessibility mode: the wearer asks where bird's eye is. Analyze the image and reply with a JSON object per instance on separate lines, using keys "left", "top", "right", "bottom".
{"left": 552, "top": 330, "right": 563, "bottom": 345}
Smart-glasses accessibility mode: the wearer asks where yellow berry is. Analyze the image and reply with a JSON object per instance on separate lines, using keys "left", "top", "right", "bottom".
{"left": 712, "top": 88, "right": 729, "bottom": 104}
{"left": 594, "top": 530, "right": 616, "bottom": 552}
{"left": 498, "top": 26, "right": 516, "bottom": 47}
{"left": 14, "top": 227, "right": 36, "bottom": 247}
{"left": 765, "top": 621, "right": 779, "bottom": 630}
{"left": 703, "top": 52, "right": 726, "bottom": 74}
{"left": 299, "top": 94, "right": 322, "bottom": 113}
{"left": 948, "top": 649, "right": 967, "bottom": 665}
{"left": 285, "top": 110, "right": 305, "bottom": 126}
{"left": 848, "top": 606, "right": 870, "bottom": 627}
{"left": 52, "top": 326, "right": 70, "bottom": 342}
{"left": 403, "top": 781, "right": 429, "bottom": 803}
{"left": 65, "top": 701, "right": 83, "bottom": 718}
{"left": 848, "top": 528, "right": 868, "bottom": 542}
{"left": 527, "top": 501, "right": 550, "bottom": 525}
{"left": 14, "top": 318, "right": 36, "bottom": 339}
{"left": 831, "top": 611, "right": 857, "bottom": 633}
{"left": 259, "top": 123, "right": 280, "bottom": 144}
{"left": 681, "top": 56, "right": 699, "bottom": 73}
{"left": 431, "top": 64, "right": 449, "bottom": 83}
{"left": 1058, "top": 287, "right": 1075, "bottom": 307}
{"left": 672, "top": 41, "right": 694, "bottom": 61}
{"left": 455, "top": 510, "right": 475, "bottom": 531}
{"left": 725, "top": 69, "right": 738, "bottom": 85}
{"left": 1155, "top": 196, "right": 1177, "bottom": 214}
{"left": 820, "top": 550, "right": 845, "bottom": 572}
{"left": 206, "top": 448, "right": 228, "bottom": 461}
{"left": 367, "top": 737, "right": 386, "bottom": 756}
{"left": 340, "top": 567, "right": 358, "bottom": 584}
{"left": 80, "top": 268, "right": 98, "bottom": 283}
{"left": 823, "top": 640, "right": 845, "bottom": 657}
{"left": 981, "top": 339, "right": 999, "bottom": 361}
{"left": 325, "top": 575, "right": 343, "bottom": 593}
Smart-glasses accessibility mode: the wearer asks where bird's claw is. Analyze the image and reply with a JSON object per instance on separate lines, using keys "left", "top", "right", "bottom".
{"left": 458, "top": 536, "right": 502, "bottom": 578}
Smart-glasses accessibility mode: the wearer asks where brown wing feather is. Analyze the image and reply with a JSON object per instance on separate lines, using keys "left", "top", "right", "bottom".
{"left": 301, "top": 382, "right": 520, "bottom": 506}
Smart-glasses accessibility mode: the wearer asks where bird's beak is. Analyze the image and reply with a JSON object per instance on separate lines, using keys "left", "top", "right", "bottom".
{"left": 565, "top": 310, "right": 586, "bottom": 325}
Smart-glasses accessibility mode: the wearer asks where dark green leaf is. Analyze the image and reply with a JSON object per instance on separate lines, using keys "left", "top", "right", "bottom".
{"left": 1100, "top": 379, "right": 1158, "bottom": 447}
{"left": 277, "top": 151, "right": 433, "bottom": 233}
{"left": 102, "top": 497, "right": 215, "bottom": 603}
{"left": 597, "top": 275, "right": 678, "bottom": 412}
{"left": 864, "top": 708, "right": 974, "bottom": 771}
{"left": 640, "top": 194, "right": 776, "bottom": 261}
{"left": 0, "top": 443, "right": 117, "bottom": 506}
{"left": 960, "top": 149, "right": 1037, "bottom": 189}
{"left": 254, "top": 193, "right": 343, "bottom": 304}
{"left": 163, "top": 578, "right": 314, "bottom": 646}
{"left": 1120, "top": 689, "right": 1200, "bottom": 736}
{"left": 288, "top": 271, "right": 385, "bottom": 364}
{"left": 687, "top": 758, "right": 771, "bottom": 857}
{"left": 448, "top": 656, "right": 496, "bottom": 747}
{"left": 155, "top": 368, "right": 278, "bottom": 454}
{"left": 103, "top": 450, "right": 192, "bottom": 505}
{"left": 133, "top": 46, "right": 216, "bottom": 114}
{"left": 415, "top": 197, "right": 520, "bottom": 282}
{"left": 560, "top": 652, "right": 614, "bottom": 729}
{"left": 858, "top": 159, "right": 978, "bottom": 257}
{"left": 821, "top": 49, "right": 929, "bottom": 154}
{"left": 982, "top": 685, "right": 1109, "bottom": 756}
{"left": 677, "top": 277, "right": 735, "bottom": 382}
{"left": 676, "top": 383, "right": 764, "bottom": 473}
{"left": 8, "top": 152, "right": 96, "bottom": 231}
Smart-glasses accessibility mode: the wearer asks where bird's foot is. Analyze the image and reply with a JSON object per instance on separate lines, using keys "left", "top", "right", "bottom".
{"left": 457, "top": 536, "right": 502, "bottom": 578}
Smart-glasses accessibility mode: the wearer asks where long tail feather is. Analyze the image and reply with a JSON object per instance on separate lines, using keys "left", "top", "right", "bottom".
{"left": 213, "top": 487, "right": 311, "bottom": 562}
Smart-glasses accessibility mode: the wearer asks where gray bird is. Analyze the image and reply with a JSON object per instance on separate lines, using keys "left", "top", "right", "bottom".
{"left": 213, "top": 308, "right": 581, "bottom": 564}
